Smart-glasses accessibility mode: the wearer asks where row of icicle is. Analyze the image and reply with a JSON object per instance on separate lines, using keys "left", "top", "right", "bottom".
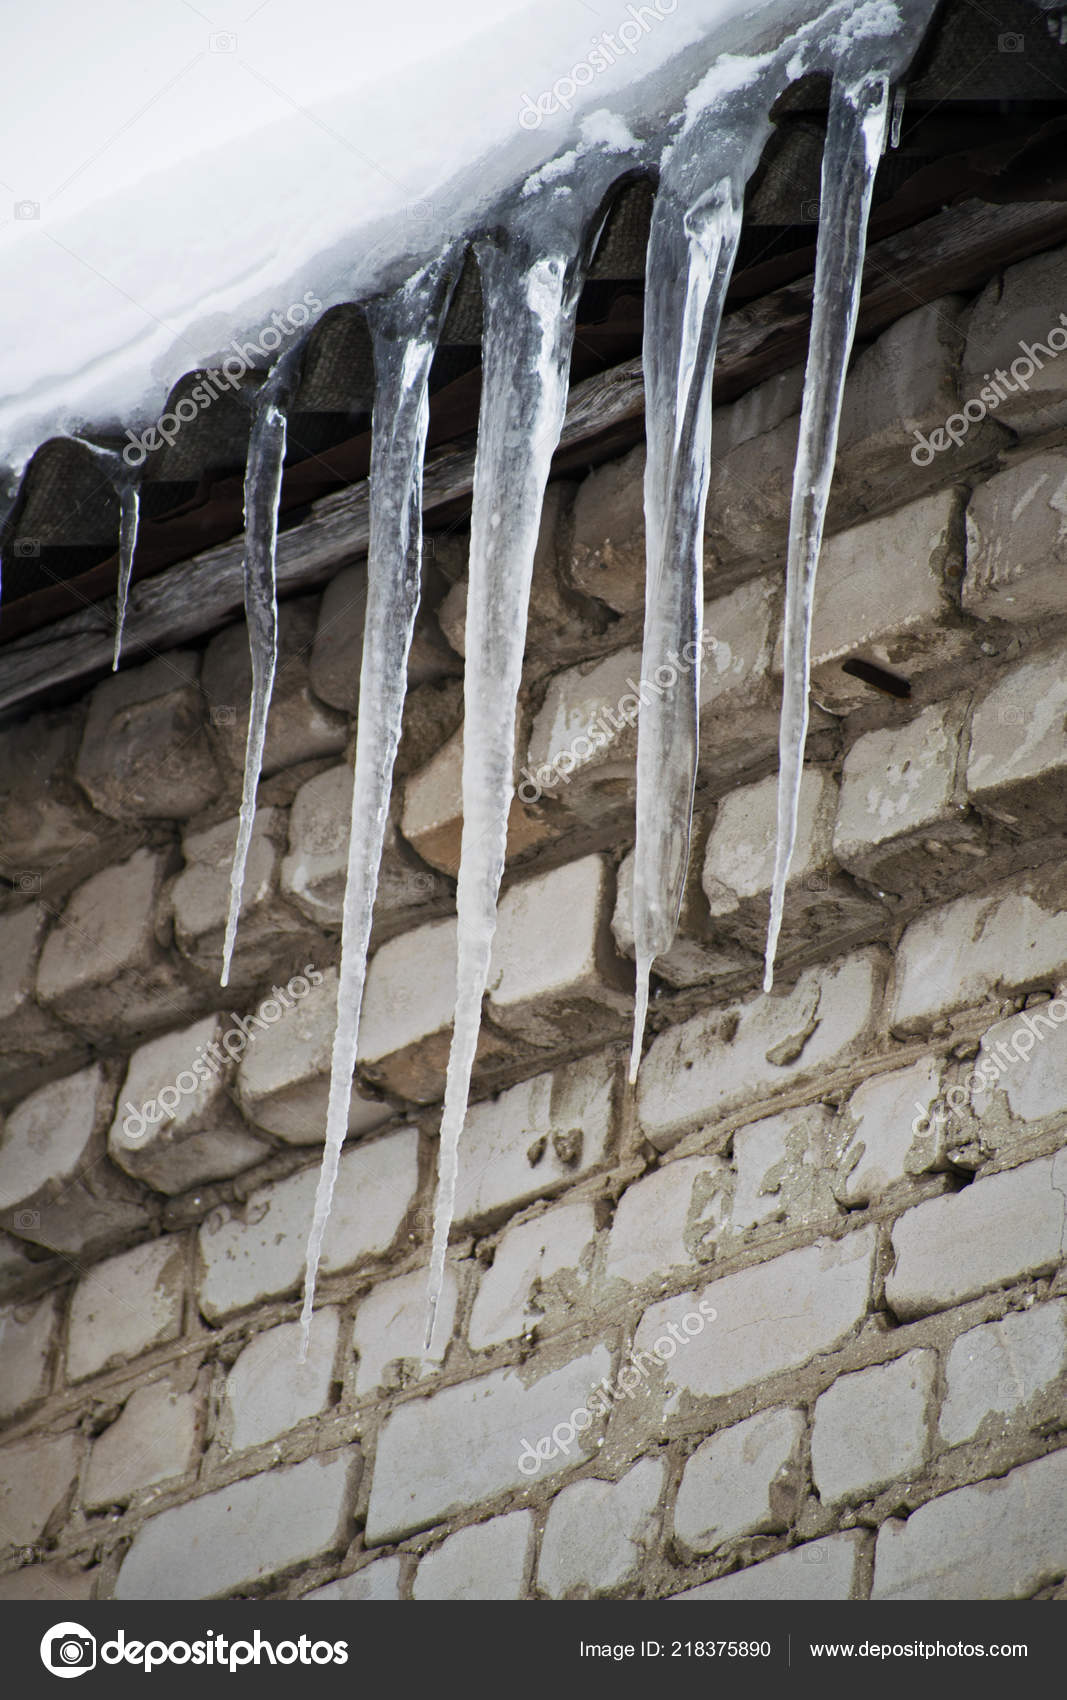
{"left": 91, "top": 0, "right": 938, "bottom": 1356}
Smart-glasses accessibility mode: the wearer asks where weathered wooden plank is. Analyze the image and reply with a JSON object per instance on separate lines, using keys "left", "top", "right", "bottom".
{"left": 2, "top": 197, "right": 1065, "bottom": 715}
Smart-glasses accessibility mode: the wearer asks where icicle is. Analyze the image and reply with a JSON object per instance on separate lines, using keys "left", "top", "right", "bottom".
{"left": 112, "top": 477, "right": 141, "bottom": 670}
{"left": 424, "top": 163, "right": 627, "bottom": 1353}
{"left": 763, "top": 70, "right": 890, "bottom": 993}
{"left": 629, "top": 182, "right": 744, "bottom": 1082}
{"left": 299, "top": 254, "right": 458, "bottom": 1352}
{"left": 220, "top": 349, "right": 304, "bottom": 989}
{"left": 66, "top": 438, "right": 142, "bottom": 669}
{"left": 889, "top": 84, "right": 906, "bottom": 150}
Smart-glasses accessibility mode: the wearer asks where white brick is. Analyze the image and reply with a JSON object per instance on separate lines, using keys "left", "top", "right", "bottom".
{"left": 964, "top": 454, "right": 1067, "bottom": 624}
{"left": 538, "top": 1457, "right": 664, "bottom": 1599}
{"left": 469, "top": 1202, "right": 596, "bottom": 1349}
{"left": 0, "top": 1432, "right": 80, "bottom": 1551}
{"left": 0, "top": 1293, "right": 58, "bottom": 1419}
{"left": 525, "top": 646, "right": 639, "bottom": 806}
{"left": 674, "top": 1531, "right": 864, "bottom": 1600}
{"left": 603, "top": 1156, "right": 730, "bottom": 1293}
{"left": 109, "top": 1014, "right": 270, "bottom": 1193}
{"left": 612, "top": 843, "right": 748, "bottom": 989}
{"left": 401, "top": 727, "right": 553, "bottom": 880}
{"left": 453, "top": 1052, "right": 617, "bottom": 1226}
{"left": 637, "top": 949, "right": 883, "bottom": 1149}
{"left": 962, "top": 247, "right": 1067, "bottom": 436}
{"left": 223, "top": 1308, "right": 339, "bottom": 1451}
{"left": 886, "top": 1152, "right": 1067, "bottom": 1320}
{"left": 730, "top": 1104, "right": 837, "bottom": 1234}
{"left": 37, "top": 848, "right": 198, "bottom": 1040}
{"left": 892, "top": 872, "right": 1067, "bottom": 1033}
{"left": 413, "top": 1511, "right": 533, "bottom": 1601}
{"left": 0, "top": 1065, "right": 147, "bottom": 1258}
{"left": 304, "top": 1556, "right": 402, "bottom": 1601}
{"left": 365, "top": 1346, "right": 612, "bottom": 1543}
{"left": 633, "top": 1229, "right": 874, "bottom": 1405}
{"left": 487, "top": 855, "right": 632, "bottom": 1046}
{"left": 282, "top": 764, "right": 442, "bottom": 928}
{"left": 75, "top": 651, "right": 220, "bottom": 821}
{"left": 833, "top": 700, "right": 981, "bottom": 897}
{"left": 358, "top": 916, "right": 509, "bottom": 1102}
{"left": 967, "top": 650, "right": 1067, "bottom": 835}
{"left": 172, "top": 809, "right": 310, "bottom": 982}
{"left": 872, "top": 1448, "right": 1067, "bottom": 1599}
{"left": 883, "top": 1149, "right": 1067, "bottom": 1319}
{"left": 201, "top": 596, "right": 347, "bottom": 778}
{"left": 833, "top": 1059, "right": 943, "bottom": 1207}
{"left": 971, "top": 1001, "right": 1067, "bottom": 1126}
{"left": 310, "top": 562, "right": 457, "bottom": 715}
{"left": 236, "top": 966, "right": 391, "bottom": 1143}
{"left": 0, "top": 904, "right": 77, "bottom": 1096}
{"left": 811, "top": 1350, "right": 936, "bottom": 1504}
{"left": 115, "top": 1449, "right": 360, "bottom": 1599}
{"left": 351, "top": 1266, "right": 457, "bottom": 1396}
{"left": 67, "top": 1238, "right": 185, "bottom": 1381}
{"left": 703, "top": 769, "right": 879, "bottom": 954}
{"left": 0, "top": 708, "right": 118, "bottom": 899}
{"left": 939, "top": 1302, "right": 1067, "bottom": 1445}
{"left": 84, "top": 1378, "right": 199, "bottom": 1508}
{"left": 789, "top": 490, "right": 967, "bottom": 712}
{"left": 704, "top": 768, "right": 832, "bottom": 906}
{"left": 197, "top": 1128, "right": 418, "bottom": 1320}
{"left": 567, "top": 443, "right": 645, "bottom": 612}
{"left": 525, "top": 576, "right": 780, "bottom": 818}
{"left": 673, "top": 1407, "right": 805, "bottom": 1555}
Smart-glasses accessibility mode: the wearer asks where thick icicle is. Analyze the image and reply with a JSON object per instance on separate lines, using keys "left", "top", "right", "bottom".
{"left": 629, "top": 182, "right": 744, "bottom": 1081}
{"left": 763, "top": 70, "right": 890, "bottom": 992}
{"left": 424, "top": 163, "right": 629, "bottom": 1352}
{"left": 112, "top": 477, "right": 141, "bottom": 670}
{"left": 220, "top": 350, "right": 304, "bottom": 989}
{"left": 628, "top": 88, "right": 777, "bottom": 1081}
{"left": 299, "top": 256, "right": 458, "bottom": 1352}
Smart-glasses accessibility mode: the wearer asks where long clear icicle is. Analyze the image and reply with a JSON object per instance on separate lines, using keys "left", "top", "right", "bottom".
{"left": 629, "top": 180, "right": 745, "bottom": 1081}
{"left": 424, "top": 184, "right": 614, "bottom": 1352}
{"left": 221, "top": 351, "right": 304, "bottom": 988}
{"left": 112, "top": 478, "right": 141, "bottom": 670}
{"left": 763, "top": 71, "right": 890, "bottom": 992}
{"left": 299, "top": 256, "right": 457, "bottom": 1351}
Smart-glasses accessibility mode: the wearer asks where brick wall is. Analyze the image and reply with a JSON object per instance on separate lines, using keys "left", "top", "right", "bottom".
{"left": 1, "top": 240, "right": 1067, "bottom": 1603}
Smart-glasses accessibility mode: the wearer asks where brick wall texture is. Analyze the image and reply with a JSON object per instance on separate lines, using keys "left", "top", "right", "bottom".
{"left": 2, "top": 242, "right": 1067, "bottom": 1602}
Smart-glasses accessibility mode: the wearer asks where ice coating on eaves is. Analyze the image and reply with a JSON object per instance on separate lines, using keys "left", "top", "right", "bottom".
{"left": 86, "top": 0, "right": 940, "bottom": 1347}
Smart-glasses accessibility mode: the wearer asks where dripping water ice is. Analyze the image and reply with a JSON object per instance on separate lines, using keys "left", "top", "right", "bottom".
{"left": 220, "top": 349, "right": 305, "bottom": 989}
{"left": 298, "top": 256, "right": 459, "bottom": 1351}
{"left": 424, "top": 153, "right": 635, "bottom": 1351}
{"left": 208, "top": 0, "right": 941, "bottom": 1347}
{"left": 762, "top": 67, "right": 891, "bottom": 992}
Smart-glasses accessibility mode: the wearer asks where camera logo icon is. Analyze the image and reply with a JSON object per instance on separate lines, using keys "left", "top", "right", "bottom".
{"left": 40, "top": 1623, "right": 96, "bottom": 1679}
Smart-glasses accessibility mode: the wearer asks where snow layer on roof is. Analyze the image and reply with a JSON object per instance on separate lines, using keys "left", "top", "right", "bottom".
{"left": 0, "top": 0, "right": 798, "bottom": 482}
